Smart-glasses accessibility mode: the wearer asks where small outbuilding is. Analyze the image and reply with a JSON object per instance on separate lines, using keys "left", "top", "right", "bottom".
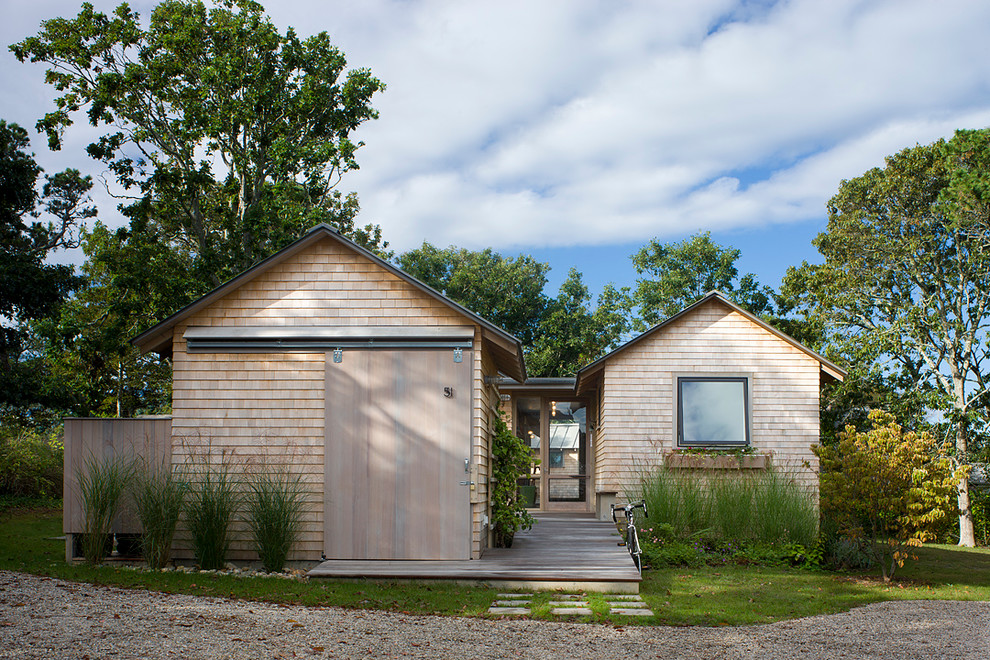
{"left": 130, "top": 224, "right": 525, "bottom": 561}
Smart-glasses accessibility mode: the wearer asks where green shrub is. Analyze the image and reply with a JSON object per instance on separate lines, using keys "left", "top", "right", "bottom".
{"left": 814, "top": 410, "right": 962, "bottom": 581}
{"left": 185, "top": 454, "right": 240, "bottom": 570}
{"left": 0, "top": 425, "right": 64, "bottom": 499}
{"left": 132, "top": 457, "right": 188, "bottom": 569}
{"left": 640, "top": 539, "right": 704, "bottom": 568}
{"left": 490, "top": 415, "right": 537, "bottom": 548}
{"left": 77, "top": 452, "right": 133, "bottom": 565}
{"left": 246, "top": 465, "right": 306, "bottom": 572}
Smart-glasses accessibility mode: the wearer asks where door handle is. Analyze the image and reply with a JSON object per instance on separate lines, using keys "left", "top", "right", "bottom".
{"left": 459, "top": 480, "right": 474, "bottom": 486}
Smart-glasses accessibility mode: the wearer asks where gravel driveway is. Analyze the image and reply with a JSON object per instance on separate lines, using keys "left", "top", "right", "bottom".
{"left": 1, "top": 570, "right": 988, "bottom": 659}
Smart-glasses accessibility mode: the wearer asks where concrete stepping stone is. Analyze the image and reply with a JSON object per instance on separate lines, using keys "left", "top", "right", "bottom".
{"left": 604, "top": 594, "right": 642, "bottom": 600}
{"left": 488, "top": 606, "right": 530, "bottom": 615}
{"left": 607, "top": 600, "right": 647, "bottom": 608}
{"left": 496, "top": 593, "right": 532, "bottom": 598}
{"left": 610, "top": 607, "right": 654, "bottom": 616}
{"left": 493, "top": 600, "right": 531, "bottom": 607}
{"left": 551, "top": 607, "right": 593, "bottom": 616}
{"left": 552, "top": 594, "right": 584, "bottom": 600}
{"left": 548, "top": 600, "right": 588, "bottom": 607}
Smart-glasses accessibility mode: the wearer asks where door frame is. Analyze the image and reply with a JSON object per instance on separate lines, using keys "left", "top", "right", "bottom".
{"left": 511, "top": 391, "right": 594, "bottom": 513}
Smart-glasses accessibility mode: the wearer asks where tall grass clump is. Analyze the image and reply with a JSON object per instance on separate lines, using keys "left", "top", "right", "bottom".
{"left": 752, "top": 468, "right": 818, "bottom": 547}
{"left": 185, "top": 453, "right": 240, "bottom": 570}
{"left": 638, "top": 462, "right": 818, "bottom": 552}
{"left": 639, "top": 464, "right": 713, "bottom": 537}
{"left": 710, "top": 474, "right": 756, "bottom": 540}
{"left": 77, "top": 452, "right": 133, "bottom": 564}
{"left": 246, "top": 464, "right": 307, "bottom": 572}
{"left": 132, "top": 457, "right": 188, "bottom": 569}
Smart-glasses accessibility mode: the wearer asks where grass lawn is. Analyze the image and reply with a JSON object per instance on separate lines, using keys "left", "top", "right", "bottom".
{"left": 3, "top": 508, "right": 989, "bottom": 627}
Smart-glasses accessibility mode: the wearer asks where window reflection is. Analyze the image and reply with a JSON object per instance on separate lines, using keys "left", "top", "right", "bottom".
{"left": 515, "top": 397, "right": 541, "bottom": 507}
{"left": 548, "top": 401, "right": 586, "bottom": 502}
{"left": 678, "top": 377, "right": 749, "bottom": 446}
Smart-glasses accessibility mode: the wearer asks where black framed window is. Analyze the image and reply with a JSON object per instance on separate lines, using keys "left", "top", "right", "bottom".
{"left": 677, "top": 377, "right": 750, "bottom": 447}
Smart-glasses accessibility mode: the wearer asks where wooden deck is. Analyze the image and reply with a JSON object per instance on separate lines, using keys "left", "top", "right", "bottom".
{"left": 307, "top": 513, "right": 642, "bottom": 593}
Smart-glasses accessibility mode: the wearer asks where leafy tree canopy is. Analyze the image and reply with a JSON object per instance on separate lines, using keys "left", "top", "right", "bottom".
{"left": 0, "top": 120, "right": 93, "bottom": 419}
{"left": 525, "top": 269, "right": 629, "bottom": 377}
{"left": 397, "top": 244, "right": 630, "bottom": 377}
{"left": 786, "top": 128, "right": 990, "bottom": 547}
{"left": 12, "top": 0, "right": 388, "bottom": 416}
{"left": 397, "top": 242, "right": 551, "bottom": 348}
{"left": 630, "top": 231, "right": 774, "bottom": 329}
{"left": 12, "top": 0, "right": 388, "bottom": 291}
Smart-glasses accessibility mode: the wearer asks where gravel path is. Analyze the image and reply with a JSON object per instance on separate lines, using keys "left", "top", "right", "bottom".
{"left": 1, "top": 570, "right": 988, "bottom": 659}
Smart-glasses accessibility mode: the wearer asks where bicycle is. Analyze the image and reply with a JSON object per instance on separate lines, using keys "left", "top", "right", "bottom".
{"left": 611, "top": 499, "right": 648, "bottom": 573}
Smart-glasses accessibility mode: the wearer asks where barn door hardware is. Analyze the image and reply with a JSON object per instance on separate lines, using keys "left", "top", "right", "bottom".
{"left": 332, "top": 348, "right": 343, "bottom": 363}
{"left": 453, "top": 348, "right": 463, "bottom": 363}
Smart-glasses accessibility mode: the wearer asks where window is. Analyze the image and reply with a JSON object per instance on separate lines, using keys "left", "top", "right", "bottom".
{"left": 677, "top": 377, "right": 750, "bottom": 447}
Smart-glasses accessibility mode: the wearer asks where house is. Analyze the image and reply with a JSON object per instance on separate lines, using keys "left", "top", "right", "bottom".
{"left": 500, "top": 292, "right": 845, "bottom": 519}
{"left": 63, "top": 225, "right": 844, "bottom": 563}
{"left": 501, "top": 291, "right": 845, "bottom": 519}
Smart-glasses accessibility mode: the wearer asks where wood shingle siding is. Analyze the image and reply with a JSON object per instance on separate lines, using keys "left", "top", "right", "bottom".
{"left": 592, "top": 300, "right": 824, "bottom": 498}
{"left": 165, "top": 236, "right": 505, "bottom": 561}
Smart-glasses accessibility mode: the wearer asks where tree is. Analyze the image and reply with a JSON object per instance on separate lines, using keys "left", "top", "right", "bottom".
{"left": 12, "top": 0, "right": 388, "bottom": 288}
{"left": 630, "top": 232, "right": 773, "bottom": 329}
{"left": 397, "top": 243, "right": 551, "bottom": 347}
{"left": 36, "top": 222, "right": 173, "bottom": 417}
{"left": 13, "top": 1, "right": 387, "bottom": 415}
{"left": 814, "top": 410, "right": 963, "bottom": 581}
{"left": 786, "top": 129, "right": 990, "bottom": 546}
{"left": 0, "top": 120, "right": 93, "bottom": 418}
{"left": 526, "top": 269, "right": 629, "bottom": 377}
{"left": 398, "top": 245, "right": 631, "bottom": 376}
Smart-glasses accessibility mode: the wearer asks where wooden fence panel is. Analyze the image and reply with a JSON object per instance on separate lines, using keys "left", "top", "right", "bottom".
{"left": 63, "top": 417, "right": 172, "bottom": 535}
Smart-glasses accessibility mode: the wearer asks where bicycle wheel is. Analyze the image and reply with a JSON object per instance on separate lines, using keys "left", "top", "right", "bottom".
{"left": 627, "top": 524, "right": 642, "bottom": 573}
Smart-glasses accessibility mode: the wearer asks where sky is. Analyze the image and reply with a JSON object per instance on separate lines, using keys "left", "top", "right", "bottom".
{"left": 3, "top": 0, "right": 990, "bottom": 300}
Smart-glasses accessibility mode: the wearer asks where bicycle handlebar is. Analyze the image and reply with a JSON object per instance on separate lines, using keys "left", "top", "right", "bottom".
{"left": 610, "top": 499, "right": 648, "bottom": 523}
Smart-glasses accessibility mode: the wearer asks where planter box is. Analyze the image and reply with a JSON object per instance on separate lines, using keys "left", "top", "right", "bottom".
{"left": 665, "top": 453, "right": 770, "bottom": 470}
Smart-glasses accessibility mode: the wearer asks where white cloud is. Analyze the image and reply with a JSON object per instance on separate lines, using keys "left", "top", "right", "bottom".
{"left": 5, "top": 0, "right": 990, "bottom": 259}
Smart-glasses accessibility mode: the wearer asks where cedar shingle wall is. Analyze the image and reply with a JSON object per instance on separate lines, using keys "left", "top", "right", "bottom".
{"left": 170, "top": 237, "right": 481, "bottom": 561}
{"left": 597, "top": 301, "right": 821, "bottom": 498}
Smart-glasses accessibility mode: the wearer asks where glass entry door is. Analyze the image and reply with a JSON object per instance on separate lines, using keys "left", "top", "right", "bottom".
{"left": 515, "top": 397, "right": 589, "bottom": 511}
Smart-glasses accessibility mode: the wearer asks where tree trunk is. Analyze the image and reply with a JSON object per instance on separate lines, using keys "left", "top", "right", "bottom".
{"left": 956, "top": 421, "right": 976, "bottom": 547}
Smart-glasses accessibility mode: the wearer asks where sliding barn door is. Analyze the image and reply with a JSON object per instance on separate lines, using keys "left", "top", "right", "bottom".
{"left": 324, "top": 349, "right": 472, "bottom": 559}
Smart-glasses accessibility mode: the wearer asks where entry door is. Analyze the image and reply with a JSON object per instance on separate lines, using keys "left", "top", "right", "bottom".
{"left": 324, "top": 349, "right": 472, "bottom": 559}
{"left": 515, "top": 397, "right": 590, "bottom": 512}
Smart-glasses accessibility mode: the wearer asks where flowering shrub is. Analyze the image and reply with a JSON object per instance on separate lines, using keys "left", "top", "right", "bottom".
{"left": 814, "top": 410, "right": 965, "bottom": 581}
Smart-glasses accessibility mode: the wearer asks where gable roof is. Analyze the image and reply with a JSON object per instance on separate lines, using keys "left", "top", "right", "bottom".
{"left": 132, "top": 224, "right": 526, "bottom": 381}
{"left": 575, "top": 291, "right": 845, "bottom": 393}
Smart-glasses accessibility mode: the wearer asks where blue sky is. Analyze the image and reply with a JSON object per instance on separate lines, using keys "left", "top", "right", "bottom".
{"left": 4, "top": 0, "right": 990, "bottom": 301}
